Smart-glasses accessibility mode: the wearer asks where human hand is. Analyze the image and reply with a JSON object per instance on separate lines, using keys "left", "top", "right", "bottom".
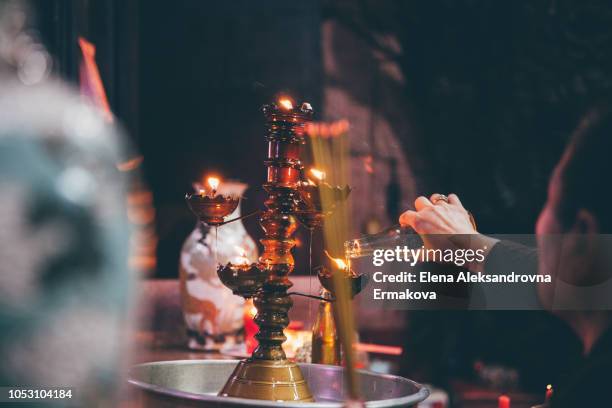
{"left": 399, "top": 194, "right": 476, "bottom": 234}
{"left": 399, "top": 194, "right": 497, "bottom": 270}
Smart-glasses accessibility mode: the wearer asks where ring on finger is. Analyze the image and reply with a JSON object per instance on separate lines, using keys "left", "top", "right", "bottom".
{"left": 431, "top": 194, "right": 449, "bottom": 205}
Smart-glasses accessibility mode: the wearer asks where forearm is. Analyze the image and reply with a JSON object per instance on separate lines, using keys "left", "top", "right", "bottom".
{"left": 464, "top": 234, "right": 500, "bottom": 271}
{"left": 481, "top": 239, "right": 538, "bottom": 275}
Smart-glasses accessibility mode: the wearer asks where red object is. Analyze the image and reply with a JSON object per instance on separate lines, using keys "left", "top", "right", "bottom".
{"left": 498, "top": 395, "right": 510, "bottom": 408}
{"left": 287, "top": 321, "right": 304, "bottom": 330}
{"left": 354, "top": 343, "right": 403, "bottom": 356}
{"left": 78, "top": 37, "right": 113, "bottom": 123}
{"left": 244, "top": 302, "right": 258, "bottom": 354}
{"left": 545, "top": 384, "right": 553, "bottom": 402}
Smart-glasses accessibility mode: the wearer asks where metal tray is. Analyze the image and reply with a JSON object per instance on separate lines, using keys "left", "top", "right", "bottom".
{"left": 128, "top": 360, "right": 429, "bottom": 407}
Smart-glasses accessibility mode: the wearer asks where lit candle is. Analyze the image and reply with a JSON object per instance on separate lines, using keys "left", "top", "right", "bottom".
{"left": 325, "top": 250, "right": 349, "bottom": 273}
{"left": 545, "top": 384, "right": 553, "bottom": 402}
{"left": 278, "top": 98, "right": 293, "bottom": 110}
{"left": 308, "top": 168, "right": 326, "bottom": 184}
{"left": 207, "top": 176, "right": 220, "bottom": 197}
{"left": 498, "top": 395, "right": 510, "bottom": 408}
{"left": 332, "top": 257, "right": 348, "bottom": 271}
{"left": 232, "top": 247, "right": 250, "bottom": 268}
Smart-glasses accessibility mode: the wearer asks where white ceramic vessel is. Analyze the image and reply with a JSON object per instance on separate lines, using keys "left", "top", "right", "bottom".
{"left": 179, "top": 182, "right": 258, "bottom": 350}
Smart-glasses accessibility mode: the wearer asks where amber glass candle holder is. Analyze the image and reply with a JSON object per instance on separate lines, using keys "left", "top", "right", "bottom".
{"left": 316, "top": 265, "right": 368, "bottom": 299}
{"left": 296, "top": 180, "right": 351, "bottom": 229}
{"left": 185, "top": 192, "right": 240, "bottom": 226}
{"left": 217, "top": 262, "right": 266, "bottom": 299}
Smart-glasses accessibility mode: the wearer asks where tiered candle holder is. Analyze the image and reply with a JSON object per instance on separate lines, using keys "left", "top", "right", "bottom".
{"left": 213, "top": 99, "right": 317, "bottom": 402}
{"left": 185, "top": 99, "right": 356, "bottom": 402}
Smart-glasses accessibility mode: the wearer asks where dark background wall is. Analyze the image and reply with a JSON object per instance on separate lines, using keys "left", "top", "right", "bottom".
{"left": 138, "top": 1, "right": 322, "bottom": 278}
{"left": 31, "top": 0, "right": 140, "bottom": 141}
{"left": 34, "top": 0, "right": 612, "bottom": 279}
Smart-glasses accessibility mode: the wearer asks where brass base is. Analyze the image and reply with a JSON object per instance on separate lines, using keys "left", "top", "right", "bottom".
{"left": 218, "top": 359, "right": 314, "bottom": 402}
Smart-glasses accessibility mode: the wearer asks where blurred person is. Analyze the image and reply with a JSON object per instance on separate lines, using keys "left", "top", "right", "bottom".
{"left": 399, "top": 106, "right": 612, "bottom": 407}
{"left": 0, "top": 1, "right": 133, "bottom": 405}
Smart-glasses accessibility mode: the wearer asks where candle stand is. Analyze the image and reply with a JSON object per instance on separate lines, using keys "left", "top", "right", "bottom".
{"left": 188, "top": 99, "right": 349, "bottom": 402}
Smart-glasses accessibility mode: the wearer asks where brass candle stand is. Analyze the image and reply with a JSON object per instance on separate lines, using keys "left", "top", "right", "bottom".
{"left": 186, "top": 98, "right": 352, "bottom": 402}
{"left": 183, "top": 98, "right": 326, "bottom": 403}
{"left": 216, "top": 99, "right": 315, "bottom": 401}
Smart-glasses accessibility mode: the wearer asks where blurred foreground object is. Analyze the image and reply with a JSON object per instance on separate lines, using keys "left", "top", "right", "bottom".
{"left": 0, "top": 1, "right": 132, "bottom": 405}
{"left": 78, "top": 36, "right": 113, "bottom": 123}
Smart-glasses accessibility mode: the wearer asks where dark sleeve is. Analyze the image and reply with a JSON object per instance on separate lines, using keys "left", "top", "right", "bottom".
{"left": 484, "top": 240, "right": 538, "bottom": 276}
{"left": 476, "top": 239, "right": 541, "bottom": 309}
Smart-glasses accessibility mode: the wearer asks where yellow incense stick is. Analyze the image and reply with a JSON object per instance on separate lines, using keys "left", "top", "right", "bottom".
{"left": 309, "top": 122, "right": 360, "bottom": 401}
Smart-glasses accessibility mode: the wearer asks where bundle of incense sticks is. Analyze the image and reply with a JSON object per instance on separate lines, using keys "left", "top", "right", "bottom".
{"left": 308, "top": 120, "right": 362, "bottom": 403}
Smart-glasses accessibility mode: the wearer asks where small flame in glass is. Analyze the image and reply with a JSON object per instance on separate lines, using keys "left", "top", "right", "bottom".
{"left": 248, "top": 304, "right": 257, "bottom": 318}
{"left": 279, "top": 98, "right": 293, "bottom": 110}
{"left": 207, "top": 177, "right": 220, "bottom": 192}
{"left": 309, "top": 168, "right": 326, "bottom": 181}
{"left": 545, "top": 384, "right": 553, "bottom": 402}
{"left": 333, "top": 258, "right": 348, "bottom": 270}
{"left": 325, "top": 250, "right": 348, "bottom": 271}
{"left": 233, "top": 246, "right": 250, "bottom": 266}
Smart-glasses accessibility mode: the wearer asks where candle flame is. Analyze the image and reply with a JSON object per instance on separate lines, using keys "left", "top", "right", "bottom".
{"left": 334, "top": 258, "right": 348, "bottom": 270}
{"left": 279, "top": 98, "right": 293, "bottom": 110}
{"left": 325, "top": 250, "right": 348, "bottom": 270}
{"left": 309, "top": 168, "right": 326, "bottom": 181}
{"left": 233, "top": 246, "right": 250, "bottom": 266}
{"left": 545, "top": 383, "right": 553, "bottom": 402}
{"left": 207, "top": 177, "right": 220, "bottom": 192}
{"left": 247, "top": 301, "right": 257, "bottom": 318}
